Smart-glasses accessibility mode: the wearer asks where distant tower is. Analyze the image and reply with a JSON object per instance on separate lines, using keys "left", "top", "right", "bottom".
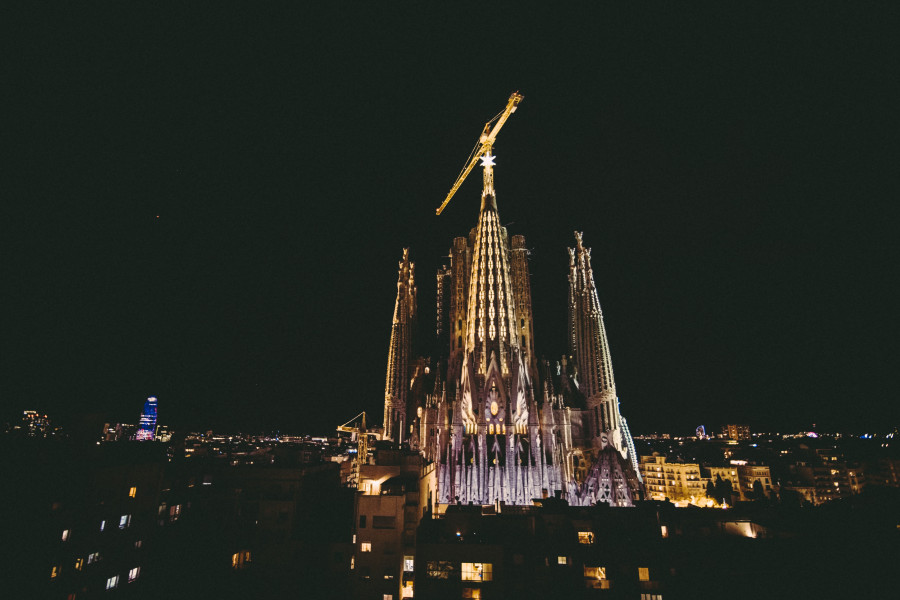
{"left": 383, "top": 249, "right": 417, "bottom": 443}
{"left": 135, "top": 396, "right": 158, "bottom": 441}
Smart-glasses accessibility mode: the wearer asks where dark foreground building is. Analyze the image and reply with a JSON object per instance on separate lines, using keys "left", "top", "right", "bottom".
{"left": 412, "top": 495, "right": 900, "bottom": 600}
{"left": 1, "top": 437, "right": 349, "bottom": 599}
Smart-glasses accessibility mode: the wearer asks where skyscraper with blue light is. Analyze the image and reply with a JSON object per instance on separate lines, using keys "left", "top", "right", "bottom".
{"left": 135, "top": 396, "right": 158, "bottom": 441}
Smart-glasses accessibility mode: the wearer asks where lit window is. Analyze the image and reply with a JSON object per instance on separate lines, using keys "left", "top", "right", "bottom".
{"left": 134, "top": 540, "right": 142, "bottom": 549}
{"left": 87, "top": 552, "right": 100, "bottom": 564}
{"left": 558, "top": 556, "right": 568, "bottom": 565}
{"left": 660, "top": 525, "right": 668, "bottom": 537}
{"left": 383, "top": 595, "right": 393, "bottom": 600}
{"left": 128, "top": 567, "right": 140, "bottom": 582}
{"left": 350, "top": 556, "right": 355, "bottom": 570}
{"left": 584, "top": 566, "right": 610, "bottom": 589}
{"left": 74, "top": 558, "right": 84, "bottom": 571}
{"left": 128, "top": 487, "right": 137, "bottom": 498}
{"left": 361, "top": 542, "right": 372, "bottom": 552}
{"left": 231, "top": 550, "right": 251, "bottom": 570}
{"left": 119, "top": 514, "right": 132, "bottom": 529}
{"left": 639, "top": 567, "right": 650, "bottom": 581}
{"left": 100, "top": 520, "right": 106, "bottom": 532}
{"left": 106, "top": 575, "right": 119, "bottom": 590}
{"left": 461, "top": 562, "right": 492, "bottom": 581}
{"left": 462, "top": 589, "right": 482, "bottom": 599}
{"left": 403, "top": 556, "right": 414, "bottom": 572}
{"left": 51, "top": 565, "right": 60, "bottom": 579}
{"left": 169, "top": 505, "right": 181, "bottom": 522}
{"left": 401, "top": 581, "right": 414, "bottom": 598}
{"left": 61, "top": 529, "right": 70, "bottom": 541}
{"left": 578, "top": 531, "right": 594, "bottom": 544}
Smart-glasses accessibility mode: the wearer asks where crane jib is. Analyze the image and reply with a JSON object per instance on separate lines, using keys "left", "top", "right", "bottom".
{"left": 435, "top": 92, "right": 523, "bottom": 216}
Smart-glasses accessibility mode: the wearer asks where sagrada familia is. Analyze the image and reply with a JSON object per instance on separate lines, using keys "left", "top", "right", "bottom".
{"left": 381, "top": 154, "right": 643, "bottom": 508}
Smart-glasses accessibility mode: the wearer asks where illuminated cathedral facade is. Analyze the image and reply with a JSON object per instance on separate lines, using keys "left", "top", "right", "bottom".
{"left": 382, "top": 158, "right": 642, "bottom": 508}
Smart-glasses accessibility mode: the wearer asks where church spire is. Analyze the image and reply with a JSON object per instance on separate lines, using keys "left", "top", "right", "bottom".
{"left": 568, "top": 232, "right": 624, "bottom": 454}
{"left": 463, "top": 154, "right": 521, "bottom": 378}
{"left": 383, "top": 248, "right": 417, "bottom": 442}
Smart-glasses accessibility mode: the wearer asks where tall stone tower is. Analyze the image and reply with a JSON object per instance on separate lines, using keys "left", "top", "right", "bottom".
{"left": 383, "top": 249, "right": 417, "bottom": 443}
{"left": 429, "top": 154, "right": 557, "bottom": 506}
{"left": 563, "top": 232, "right": 641, "bottom": 504}
{"left": 568, "top": 232, "right": 623, "bottom": 455}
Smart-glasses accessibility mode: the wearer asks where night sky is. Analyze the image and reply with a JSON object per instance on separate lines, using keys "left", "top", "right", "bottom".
{"left": 4, "top": 6, "right": 897, "bottom": 436}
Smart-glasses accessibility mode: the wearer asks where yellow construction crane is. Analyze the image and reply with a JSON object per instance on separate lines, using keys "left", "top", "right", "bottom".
{"left": 435, "top": 91, "right": 524, "bottom": 216}
{"left": 337, "top": 412, "right": 380, "bottom": 488}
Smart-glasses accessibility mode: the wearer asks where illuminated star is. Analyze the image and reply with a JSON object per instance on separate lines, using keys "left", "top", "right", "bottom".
{"left": 480, "top": 152, "right": 496, "bottom": 167}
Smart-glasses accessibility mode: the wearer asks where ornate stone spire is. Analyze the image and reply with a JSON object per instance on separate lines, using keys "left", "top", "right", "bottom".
{"left": 568, "top": 232, "right": 623, "bottom": 454}
{"left": 457, "top": 155, "right": 530, "bottom": 437}
{"left": 383, "top": 248, "right": 417, "bottom": 442}
{"left": 463, "top": 154, "right": 521, "bottom": 376}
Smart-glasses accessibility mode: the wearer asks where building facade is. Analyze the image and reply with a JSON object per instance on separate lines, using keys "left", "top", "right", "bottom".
{"left": 135, "top": 396, "right": 158, "bottom": 442}
{"left": 640, "top": 455, "right": 705, "bottom": 503}
{"left": 381, "top": 157, "right": 641, "bottom": 509}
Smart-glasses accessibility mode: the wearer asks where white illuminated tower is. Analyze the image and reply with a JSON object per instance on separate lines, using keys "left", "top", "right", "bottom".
{"left": 433, "top": 153, "right": 552, "bottom": 506}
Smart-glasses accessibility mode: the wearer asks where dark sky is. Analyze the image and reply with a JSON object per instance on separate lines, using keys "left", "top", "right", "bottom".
{"left": 3, "top": 6, "right": 897, "bottom": 436}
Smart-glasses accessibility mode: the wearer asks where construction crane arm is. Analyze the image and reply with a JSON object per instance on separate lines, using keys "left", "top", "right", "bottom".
{"left": 435, "top": 91, "right": 523, "bottom": 215}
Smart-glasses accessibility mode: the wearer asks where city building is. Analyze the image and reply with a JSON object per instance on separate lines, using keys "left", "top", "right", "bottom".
{"left": 381, "top": 145, "right": 641, "bottom": 509}
{"left": 721, "top": 424, "right": 751, "bottom": 441}
{"left": 639, "top": 454, "right": 705, "bottom": 504}
{"left": 350, "top": 447, "right": 424, "bottom": 599}
{"left": 135, "top": 396, "right": 158, "bottom": 441}
{"left": 706, "top": 464, "right": 774, "bottom": 503}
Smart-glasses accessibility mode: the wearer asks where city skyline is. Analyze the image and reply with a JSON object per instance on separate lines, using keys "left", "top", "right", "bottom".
{"left": 3, "top": 7, "right": 896, "bottom": 436}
